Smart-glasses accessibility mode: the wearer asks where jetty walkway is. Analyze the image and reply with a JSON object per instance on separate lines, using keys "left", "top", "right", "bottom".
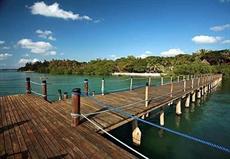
{"left": 0, "top": 74, "right": 224, "bottom": 158}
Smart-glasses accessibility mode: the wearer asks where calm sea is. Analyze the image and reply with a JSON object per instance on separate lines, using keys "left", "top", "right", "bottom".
{"left": 0, "top": 70, "right": 229, "bottom": 159}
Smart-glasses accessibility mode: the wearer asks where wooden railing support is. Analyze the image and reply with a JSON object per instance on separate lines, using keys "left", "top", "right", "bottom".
{"left": 58, "top": 89, "right": 62, "bottom": 100}
{"left": 130, "top": 76, "right": 133, "bottom": 91}
{"left": 26, "top": 77, "right": 31, "bottom": 94}
{"left": 84, "top": 79, "right": 88, "bottom": 96}
{"left": 42, "top": 80, "right": 47, "bottom": 101}
{"left": 101, "top": 78, "right": 105, "bottom": 95}
{"left": 63, "top": 92, "right": 68, "bottom": 100}
{"left": 161, "top": 77, "right": 163, "bottom": 85}
{"left": 71, "top": 88, "right": 81, "bottom": 127}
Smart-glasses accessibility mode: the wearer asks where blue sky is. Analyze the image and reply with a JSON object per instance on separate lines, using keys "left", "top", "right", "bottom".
{"left": 0, "top": 0, "right": 229, "bottom": 68}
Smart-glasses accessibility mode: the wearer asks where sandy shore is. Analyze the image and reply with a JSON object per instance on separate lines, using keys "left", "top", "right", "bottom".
{"left": 112, "top": 72, "right": 161, "bottom": 77}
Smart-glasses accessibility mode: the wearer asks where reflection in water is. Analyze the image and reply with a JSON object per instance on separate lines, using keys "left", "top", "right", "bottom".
{"left": 190, "top": 103, "right": 195, "bottom": 112}
{"left": 175, "top": 115, "right": 181, "bottom": 127}
{"left": 196, "top": 98, "right": 201, "bottom": 106}
{"left": 158, "top": 128, "right": 164, "bottom": 138}
{"left": 184, "top": 108, "right": 190, "bottom": 120}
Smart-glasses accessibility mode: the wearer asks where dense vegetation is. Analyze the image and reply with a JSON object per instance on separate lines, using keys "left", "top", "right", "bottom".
{"left": 18, "top": 49, "right": 230, "bottom": 77}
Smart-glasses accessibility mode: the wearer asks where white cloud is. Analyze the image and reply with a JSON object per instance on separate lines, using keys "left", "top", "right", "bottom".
{"left": 222, "top": 40, "right": 230, "bottom": 44}
{"left": 192, "top": 35, "right": 222, "bottom": 44}
{"left": 36, "top": 29, "right": 56, "bottom": 41}
{"left": 17, "top": 38, "right": 56, "bottom": 55}
{"left": 18, "top": 58, "right": 39, "bottom": 65}
{"left": 2, "top": 46, "right": 10, "bottom": 50}
{"left": 210, "top": 24, "right": 230, "bottom": 32}
{"left": 0, "top": 53, "right": 12, "bottom": 60}
{"left": 49, "top": 50, "right": 57, "bottom": 55}
{"left": 137, "top": 51, "right": 153, "bottom": 58}
{"left": 160, "top": 48, "right": 185, "bottom": 57}
{"left": 30, "top": 1, "right": 92, "bottom": 21}
{"left": 0, "top": 41, "right": 5, "bottom": 45}
{"left": 109, "top": 54, "right": 119, "bottom": 60}
{"left": 220, "top": 0, "right": 230, "bottom": 3}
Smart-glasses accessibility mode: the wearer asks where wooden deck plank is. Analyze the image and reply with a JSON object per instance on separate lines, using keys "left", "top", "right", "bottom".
{"left": 0, "top": 75, "right": 220, "bottom": 159}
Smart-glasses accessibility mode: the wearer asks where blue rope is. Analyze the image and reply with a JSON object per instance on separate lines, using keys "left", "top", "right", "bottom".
{"left": 89, "top": 96, "right": 230, "bottom": 154}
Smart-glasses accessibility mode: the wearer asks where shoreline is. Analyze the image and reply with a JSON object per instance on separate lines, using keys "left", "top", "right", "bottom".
{"left": 112, "top": 72, "right": 161, "bottom": 77}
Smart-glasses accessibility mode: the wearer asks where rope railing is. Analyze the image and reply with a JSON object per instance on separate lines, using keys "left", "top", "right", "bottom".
{"left": 80, "top": 114, "right": 149, "bottom": 159}
{"left": 87, "top": 94, "right": 230, "bottom": 154}
{"left": 31, "top": 90, "right": 44, "bottom": 97}
{"left": 30, "top": 81, "right": 42, "bottom": 86}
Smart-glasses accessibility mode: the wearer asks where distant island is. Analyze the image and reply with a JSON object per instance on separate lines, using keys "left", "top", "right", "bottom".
{"left": 18, "top": 49, "right": 230, "bottom": 77}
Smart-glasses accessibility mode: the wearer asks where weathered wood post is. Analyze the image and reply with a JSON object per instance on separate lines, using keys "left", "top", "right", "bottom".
{"left": 197, "top": 89, "right": 201, "bottom": 99}
{"left": 63, "top": 92, "right": 68, "bottom": 100}
{"left": 161, "top": 76, "right": 164, "bottom": 85}
{"left": 26, "top": 77, "right": 31, "bottom": 94}
{"left": 176, "top": 98, "right": 182, "bottom": 115}
{"left": 148, "top": 76, "right": 151, "bottom": 86}
{"left": 192, "top": 91, "right": 196, "bottom": 102}
{"left": 185, "top": 94, "right": 190, "bottom": 108}
{"left": 58, "top": 89, "right": 62, "bottom": 100}
{"left": 170, "top": 76, "right": 173, "bottom": 83}
{"left": 160, "top": 108, "right": 164, "bottom": 126}
{"left": 132, "top": 120, "right": 141, "bottom": 146}
{"left": 170, "top": 79, "right": 173, "bottom": 97}
{"left": 187, "top": 75, "right": 189, "bottom": 80}
{"left": 84, "top": 79, "right": 88, "bottom": 96}
{"left": 177, "top": 76, "right": 180, "bottom": 83}
{"left": 183, "top": 78, "right": 186, "bottom": 92}
{"left": 145, "top": 82, "right": 149, "bottom": 117}
{"left": 145, "top": 82, "right": 149, "bottom": 107}
{"left": 130, "top": 76, "right": 133, "bottom": 91}
{"left": 101, "top": 78, "right": 105, "bottom": 95}
{"left": 71, "top": 88, "right": 81, "bottom": 127}
{"left": 191, "top": 78, "right": 194, "bottom": 89}
{"left": 42, "top": 80, "right": 47, "bottom": 101}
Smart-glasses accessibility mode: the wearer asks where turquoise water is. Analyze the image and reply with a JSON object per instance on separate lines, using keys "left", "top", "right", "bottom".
{"left": 1, "top": 71, "right": 229, "bottom": 158}
{"left": 111, "top": 78, "right": 230, "bottom": 159}
{"left": 0, "top": 71, "right": 163, "bottom": 100}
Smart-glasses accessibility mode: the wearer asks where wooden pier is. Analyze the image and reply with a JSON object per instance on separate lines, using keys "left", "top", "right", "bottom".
{"left": 0, "top": 74, "right": 223, "bottom": 158}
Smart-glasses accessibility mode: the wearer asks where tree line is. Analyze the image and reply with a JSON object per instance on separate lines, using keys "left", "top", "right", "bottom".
{"left": 18, "top": 49, "right": 230, "bottom": 77}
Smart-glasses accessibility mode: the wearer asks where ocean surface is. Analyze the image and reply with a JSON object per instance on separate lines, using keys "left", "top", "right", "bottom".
{"left": 0, "top": 70, "right": 229, "bottom": 159}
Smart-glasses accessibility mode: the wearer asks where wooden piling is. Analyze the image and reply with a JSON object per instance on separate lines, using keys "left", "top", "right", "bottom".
{"left": 130, "top": 76, "right": 133, "bottom": 91}
{"left": 145, "top": 82, "right": 149, "bottom": 117}
{"left": 58, "top": 89, "right": 62, "bottom": 100}
{"left": 26, "top": 77, "right": 31, "bottom": 94}
{"left": 101, "top": 78, "right": 105, "bottom": 95}
{"left": 170, "top": 80, "right": 173, "bottom": 97}
{"left": 160, "top": 109, "right": 164, "bottom": 126}
{"left": 145, "top": 82, "right": 149, "bottom": 108}
{"left": 148, "top": 77, "right": 151, "bottom": 86}
{"left": 132, "top": 120, "right": 141, "bottom": 146}
{"left": 161, "top": 77, "right": 163, "bottom": 85}
{"left": 185, "top": 94, "right": 190, "bottom": 108}
{"left": 183, "top": 79, "right": 186, "bottom": 92}
{"left": 71, "top": 88, "right": 81, "bottom": 127}
{"left": 84, "top": 79, "right": 89, "bottom": 96}
{"left": 63, "top": 92, "right": 68, "bottom": 100}
{"left": 42, "top": 80, "right": 47, "bottom": 101}
{"left": 176, "top": 99, "right": 182, "bottom": 115}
